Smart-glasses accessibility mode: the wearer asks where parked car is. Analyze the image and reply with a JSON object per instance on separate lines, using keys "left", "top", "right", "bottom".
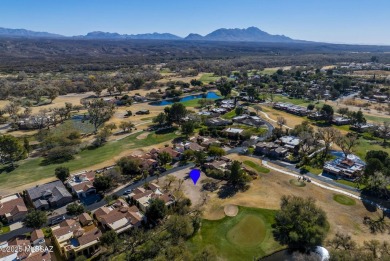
{"left": 123, "top": 189, "right": 132, "bottom": 195}
{"left": 50, "top": 215, "right": 65, "bottom": 225}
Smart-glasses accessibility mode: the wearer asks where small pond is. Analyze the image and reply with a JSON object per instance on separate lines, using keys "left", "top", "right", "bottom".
{"left": 150, "top": 91, "right": 221, "bottom": 106}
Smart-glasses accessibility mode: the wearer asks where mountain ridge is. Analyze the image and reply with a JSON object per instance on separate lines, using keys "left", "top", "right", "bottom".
{"left": 0, "top": 26, "right": 300, "bottom": 43}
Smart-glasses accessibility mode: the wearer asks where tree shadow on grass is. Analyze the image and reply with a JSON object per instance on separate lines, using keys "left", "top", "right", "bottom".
{"left": 217, "top": 183, "right": 249, "bottom": 199}
{"left": 155, "top": 127, "right": 178, "bottom": 135}
{"left": 0, "top": 165, "right": 18, "bottom": 174}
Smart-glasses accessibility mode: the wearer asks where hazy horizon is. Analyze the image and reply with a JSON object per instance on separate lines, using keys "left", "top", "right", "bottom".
{"left": 1, "top": 0, "right": 390, "bottom": 45}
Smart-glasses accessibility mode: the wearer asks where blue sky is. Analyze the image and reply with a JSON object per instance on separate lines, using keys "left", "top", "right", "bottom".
{"left": 1, "top": 0, "right": 389, "bottom": 45}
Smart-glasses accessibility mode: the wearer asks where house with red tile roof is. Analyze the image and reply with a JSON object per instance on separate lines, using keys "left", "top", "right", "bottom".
{"left": 129, "top": 183, "right": 175, "bottom": 212}
{"left": 66, "top": 171, "right": 97, "bottom": 198}
{"left": 0, "top": 234, "right": 52, "bottom": 261}
{"left": 0, "top": 193, "right": 28, "bottom": 223}
{"left": 51, "top": 214, "right": 101, "bottom": 260}
{"left": 94, "top": 200, "right": 145, "bottom": 234}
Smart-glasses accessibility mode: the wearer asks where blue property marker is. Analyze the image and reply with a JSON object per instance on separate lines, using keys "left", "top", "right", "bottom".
{"left": 189, "top": 169, "right": 201, "bottom": 185}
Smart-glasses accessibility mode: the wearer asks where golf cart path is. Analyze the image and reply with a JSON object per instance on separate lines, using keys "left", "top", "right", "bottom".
{"left": 258, "top": 111, "right": 292, "bottom": 129}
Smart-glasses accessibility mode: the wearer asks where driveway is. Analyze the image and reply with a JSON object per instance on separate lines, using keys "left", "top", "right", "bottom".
{"left": 9, "top": 222, "right": 24, "bottom": 231}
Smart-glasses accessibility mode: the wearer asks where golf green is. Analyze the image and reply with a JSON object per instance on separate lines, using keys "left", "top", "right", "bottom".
{"left": 226, "top": 214, "right": 266, "bottom": 247}
{"left": 188, "top": 206, "right": 284, "bottom": 261}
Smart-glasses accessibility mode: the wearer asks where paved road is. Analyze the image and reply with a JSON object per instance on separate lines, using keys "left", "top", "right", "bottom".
{"left": 0, "top": 163, "right": 194, "bottom": 242}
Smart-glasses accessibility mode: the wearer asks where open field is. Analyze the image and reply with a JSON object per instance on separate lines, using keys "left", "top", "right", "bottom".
{"left": 0, "top": 131, "right": 179, "bottom": 194}
{"left": 188, "top": 206, "right": 283, "bottom": 261}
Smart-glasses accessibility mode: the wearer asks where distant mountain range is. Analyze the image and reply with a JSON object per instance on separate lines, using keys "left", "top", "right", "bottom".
{"left": 0, "top": 26, "right": 300, "bottom": 43}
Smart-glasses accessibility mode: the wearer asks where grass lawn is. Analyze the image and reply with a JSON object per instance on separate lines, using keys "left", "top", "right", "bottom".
{"left": 272, "top": 95, "right": 320, "bottom": 108}
{"left": 0, "top": 226, "right": 10, "bottom": 235}
{"left": 333, "top": 194, "right": 356, "bottom": 206}
{"left": 188, "top": 206, "right": 284, "bottom": 261}
{"left": 336, "top": 179, "right": 366, "bottom": 190}
{"left": 259, "top": 68, "right": 278, "bottom": 75}
{"left": 354, "top": 136, "right": 390, "bottom": 160}
{"left": 243, "top": 160, "right": 270, "bottom": 174}
{"left": 233, "top": 124, "right": 268, "bottom": 136}
{"left": 301, "top": 165, "right": 323, "bottom": 175}
{"left": 289, "top": 179, "right": 306, "bottom": 187}
{"left": 180, "top": 97, "right": 218, "bottom": 107}
{"left": 199, "top": 73, "right": 221, "bottom": 83}
{"left": 365, "top": 114, "right": 390, "bottom": 124}
{"left": 222, "top": 110, "right": 237, "bottom": 119}
{"left": 0, "top": 131, "right": 179, "bottom": 190}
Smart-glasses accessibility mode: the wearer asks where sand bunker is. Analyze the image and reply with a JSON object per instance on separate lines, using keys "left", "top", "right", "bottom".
{"left": 224, "top": 204, "right": 239, "bottom": 217}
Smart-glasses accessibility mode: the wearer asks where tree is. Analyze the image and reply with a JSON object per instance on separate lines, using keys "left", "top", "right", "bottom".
{"left": 228, "top": 160, "right": 248, "bottom": 187}
{"left": 4, "top": 101, "right": 20, "bottom": 122}
{"left": 158, "top": 151, "right": 172, "bottom": 166}
{"left": 350, "top": 110, "right": 366, "bottom": 127}
{"left": 190, "top": 79, "right": 203, "bottom": 86}
{"left": 45, "top": 146, "right": 75, "bottom": 164}
{"left": 165, "top": 103, "right": 187, "bottom": 126}
{"left": 197, "top": 99, "right": 214, "bottom": 109}
{"left": 217, "top": 82, "right": 233, "bottom": 97}
{"left": 298, "top": 131, "right": 317, "bottom": 164}
{"left": 166, "top": 215, "right": 194, "bottom": 243}
{"left": 335, "top": 132, "right": 359, "bottom": 157}
{"left": 55, "top": 166, "right": 70, "bottom": 181}
{"left": 379, "top": 121, "right": 390, "bottom": 145}
{"left": 253, "top": 105, "right": 262, "bottom": 115}
{"left": 164, "top": 175, "right": 177, "bottom": 189}
{"left": 316, "top": 127, "right": 340, "bottom": 162}
{"left": 119, "top": 121, "right": 135, "bottom": 133}
{"left": 337, "top": 107, "right": 349, "bottom": 117}
{"left": 0, "top": 135, "right": 26, "bottom": 167}
{"left": 66, "top": 203, "right": 85, "bottom": 215}
{"left": 235, "top": 106, "right": 244, "bottom": 116}
{"left": 327, "top": 232, "right": 357, "bottom": 251}
{"left": 363, "top": 171, "right": 390, "bottom": 199}
{"left": 100, "top": 230, "right": 119, "bottom": 252}
{"left": 23, "top": 210, "right": 47, "bottom": 229}
{"left": 117, "top": 157, "right": 141, "bottom": 176}
{"left": 364, "top": 240, "right": 381, "bottom": 259}
{"left": 153, "top": 112, "right": 167, "bottom": 126}
{"left": 207, "top": 146, "right": 226, "bottom": 159}
{"left": 276, "top": 116, "right": 286, "bottom": 130}
{"left": 46, "top": 87, "right": 59, "bottom": 103}
{"left": 145, "top": 198, "right": 167, "bottom": 223}
{"left": 193, "top": 246, "right": 218, "bottom": 261}
{"left": 247, "top": 87, "right": 257, "bottom": 101}
{"left": 93, "top": 175, "right": 113, "bottom": 192}
{"left": 93, "top": 126, "right": 113, "bottom": 147}
{"left": 291, "top": 120, "right": 314, "bottom": 136}
{"left": 321, "top": 104, "right": 334, "bottom": 122}
{"left": 273, "top": 195, "right": 328, "bottom": 249}
{"left": 23, "top": 137, "right": 31, "bottom": 156}
{"left": 193, "top": 151, "right": 206, "bottom": 166}
{"left": 181, "top": 121, "right": 195, "bottom": 137}
{"left": 87, "top": 99, "right": 116, "bottom": 133}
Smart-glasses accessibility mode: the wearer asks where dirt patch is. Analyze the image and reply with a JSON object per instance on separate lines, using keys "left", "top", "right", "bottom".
{"left": 224, "top": 204, "right": 239, "bottom": 217}
{"left": 136, "top": 132, "right": 149, "bottom": 140}
{"left": 166, "top": 167, "right": 210, "bottom": 207}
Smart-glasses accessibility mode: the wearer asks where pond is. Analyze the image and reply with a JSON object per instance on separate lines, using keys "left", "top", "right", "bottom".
{"left": 150, "top": 91, "right": 221, "bottom": 106}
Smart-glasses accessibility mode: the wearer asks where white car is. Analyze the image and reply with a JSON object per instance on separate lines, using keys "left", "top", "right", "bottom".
{"left": 123, "top": 189, "right": 132, "bottom": 195}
